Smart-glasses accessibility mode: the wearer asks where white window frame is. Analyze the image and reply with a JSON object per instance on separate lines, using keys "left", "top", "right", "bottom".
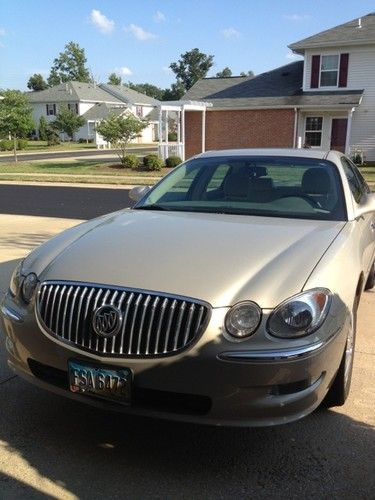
{"left": 304, "top": 116, "right": 323, "bottom": 148}
{"left": 319, "top": 54, "right": 339, "bottom": 88}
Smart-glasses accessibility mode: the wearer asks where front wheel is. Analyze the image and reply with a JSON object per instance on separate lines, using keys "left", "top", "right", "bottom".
{"left": 322, "top": 305, "right": 357, "bottom": 408}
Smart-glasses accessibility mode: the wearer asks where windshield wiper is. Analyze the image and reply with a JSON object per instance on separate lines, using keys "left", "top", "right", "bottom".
{"left": 135, "top": 204, "right": 169, "bottom": 211}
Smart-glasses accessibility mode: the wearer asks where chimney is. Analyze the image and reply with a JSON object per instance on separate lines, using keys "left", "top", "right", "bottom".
{"left": 358, "top": 17, "right": 362, "bottom": 28}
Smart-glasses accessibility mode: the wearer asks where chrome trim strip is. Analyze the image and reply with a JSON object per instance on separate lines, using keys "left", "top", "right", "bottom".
{"left": 218, "top": 341, "right": 325, "bottom": 362}
{"left": 1, "top": 304, "right": 24, "bottom": 323}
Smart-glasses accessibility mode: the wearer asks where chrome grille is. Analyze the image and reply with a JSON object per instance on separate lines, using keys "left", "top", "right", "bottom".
{"left": 36, "top": 281, "right": 210, "bottom": 357}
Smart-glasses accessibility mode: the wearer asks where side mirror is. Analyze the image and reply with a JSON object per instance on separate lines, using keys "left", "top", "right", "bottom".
{"left": 355, "top": 192, "right": 375, "bottom": 218}
{"left": 129, "top": 185, "right": 151, "bottom": 203}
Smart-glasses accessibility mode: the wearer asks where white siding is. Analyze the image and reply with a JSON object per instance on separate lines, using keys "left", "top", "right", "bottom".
{"left": 78, "top": 102, "right": 95, "bottom": 115}
{"left": 297, "top": 111, "right": 348, "bottom": 151}
{"left": 303, "top": 45, "right": 375, "bottom": 160}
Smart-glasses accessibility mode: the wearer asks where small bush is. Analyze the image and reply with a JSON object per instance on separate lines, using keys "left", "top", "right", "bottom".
{"left": 46, "top": 126, "right": 60, "bottom": 145}
{"left": 166, "top": 155, "right": 182, "bottom": 168}
{"left": 122, "top": 154, "right": 139, "bottom": 169}
{"left": 351, "top": 149, "right": 363, "bottom": 166}
{"left": 143, "top": 153, "right": 164, "bottom": 171}
{"left": 17, "top": 139, "right": 28, "bottom": 150}
{"left": 0, "top": 139, "right": 14, "bottom": 151}
{"left": 168, "top": 132, "right": 178, "bottom": 142}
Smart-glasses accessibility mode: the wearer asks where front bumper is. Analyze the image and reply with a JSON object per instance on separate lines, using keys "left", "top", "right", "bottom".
{"left": 1, "top": 296, "right": 348, "bottom": 427}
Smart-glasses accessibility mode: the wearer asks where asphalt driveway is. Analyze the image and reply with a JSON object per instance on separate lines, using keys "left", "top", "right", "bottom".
{"left": 0, "top": 184, "right": 374, "bottom": 499}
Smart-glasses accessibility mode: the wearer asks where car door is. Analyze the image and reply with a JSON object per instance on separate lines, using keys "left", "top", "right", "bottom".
{"left": 341, "top": 156, "right": 375, "bottom": 276}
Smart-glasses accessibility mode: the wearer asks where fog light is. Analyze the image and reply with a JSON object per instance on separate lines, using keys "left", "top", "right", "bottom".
{"left": 225, "top": 301, "right": 262, "bottom": 338}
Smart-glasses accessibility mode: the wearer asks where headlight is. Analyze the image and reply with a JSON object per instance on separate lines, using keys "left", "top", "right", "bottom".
{"left": 268, "top": 288, "right": 331, "bottom": 338}
{"left": 225, "top": 301, "right": 262, "bottom": 338}
{"left": 21, "top": 273, "right": 38, "bottom": 303}
{"left": 9, "top": 260, "right": 23, "bottom": 297}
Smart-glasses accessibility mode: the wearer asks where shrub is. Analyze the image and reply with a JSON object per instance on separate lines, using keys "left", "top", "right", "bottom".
{"left": 0, "top": 139, "right": 14, "bottom": 151}
{"left": 122, "top": 154, "right": 139, "bottom": 169}
{"left": 166, "top": 155, "right": 182, "bottom": 168}
{"left": 351, "top": 149, "right": 363, "bottom": 166}
{"left": 168, "top": 132, "right": 178, "bottom": 142}
{"left": 38, "top": 116, "right": 48, "bottom": 141}
{"left": 17, "top": 139, "right": 28, "bottom": 150}
{"left": 46, "top": 125, "right": 60, "bottom": 145}
{"left": 143, "top": 153, "right": 164, "bottom": 171}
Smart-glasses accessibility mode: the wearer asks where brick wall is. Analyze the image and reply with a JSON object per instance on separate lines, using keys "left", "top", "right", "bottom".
{"left": 185, "top": 109, "right": 295, "bottom": 159}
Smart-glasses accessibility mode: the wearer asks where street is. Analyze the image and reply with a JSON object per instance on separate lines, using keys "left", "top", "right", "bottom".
{"left": 0, "top": 183, "right": 374, "bottom": 499}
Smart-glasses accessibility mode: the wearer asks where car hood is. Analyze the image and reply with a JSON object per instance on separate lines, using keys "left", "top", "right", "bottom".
{"left": 29, "top": 209, "right": 345, "bottom": 308}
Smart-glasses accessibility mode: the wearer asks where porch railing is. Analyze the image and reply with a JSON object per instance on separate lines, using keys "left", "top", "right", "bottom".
{"left": 159, "top": 143, "right": 184, "bottom": 161}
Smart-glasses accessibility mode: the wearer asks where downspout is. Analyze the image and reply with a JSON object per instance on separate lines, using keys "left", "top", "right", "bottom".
{"left": 345, "top": 107, "right": 356, "bottom": 156}
{"left": 293, "top": 107, "right": 298, "bottom": 148}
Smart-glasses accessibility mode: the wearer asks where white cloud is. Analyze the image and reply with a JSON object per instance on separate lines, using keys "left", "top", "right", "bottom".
{"left": 90, "top": 9, "right": 115, "bottom": 34}
{"left": 0, "top": 28, "right": 5, "bottom": 36}
{"left": 125, "top": 24, "right": 157, "bottom": 41}
{"left": 286, "top": 51, "right": 301, "bottom": 60}
{"left": 117, "top": 66, "right": 133, "bottom": 76}
{"left": 154, "top": 11, "right": 166, "bottom": 23}
{"left": 221, "top": 28, "right": 240, "bottom": 39}
{"left": 283, "top": 14, "right": 310, "bottom": 21}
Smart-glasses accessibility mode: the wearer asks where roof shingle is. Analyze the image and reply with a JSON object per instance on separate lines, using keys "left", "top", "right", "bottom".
{"left": 289, "top": 12, "right": 375, "bottom": 53}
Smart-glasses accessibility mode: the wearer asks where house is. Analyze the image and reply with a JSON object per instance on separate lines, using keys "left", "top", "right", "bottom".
{"left": 27, "top": 81, "right": 159, "bottom": 144}
{"left": 181, "top": 12, "right": 375, "bottom": 161}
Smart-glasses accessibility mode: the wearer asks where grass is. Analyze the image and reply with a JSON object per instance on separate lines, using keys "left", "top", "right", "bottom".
{"left": 0, "top": 141, "right": 157, "bottom": 154}
{"left": 0, "top": 160, "right": 167, "bottom": 185}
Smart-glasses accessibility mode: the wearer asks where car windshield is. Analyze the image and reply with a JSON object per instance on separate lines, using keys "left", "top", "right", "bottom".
{"left": 135, "top": 156, "right": 347, "bottom": 221}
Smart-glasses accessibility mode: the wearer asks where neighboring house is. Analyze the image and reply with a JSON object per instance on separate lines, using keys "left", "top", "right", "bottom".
{"left": 27, "top": 81, "right": 159, "bottom": 144}
{"left": 182, "top": 12, "right": 375, "bottom": 161}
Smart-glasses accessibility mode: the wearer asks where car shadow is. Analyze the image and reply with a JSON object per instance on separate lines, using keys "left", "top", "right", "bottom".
{"left": 0, "top": 184, "right": 132, "bottom": 220}
{"left": 0, "top": 377, "right": 374, "bottom": 498}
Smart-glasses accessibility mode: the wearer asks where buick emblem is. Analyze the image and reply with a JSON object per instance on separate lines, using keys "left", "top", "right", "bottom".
{"left": 92, "top": 305, "right": 122, "bottom": 338}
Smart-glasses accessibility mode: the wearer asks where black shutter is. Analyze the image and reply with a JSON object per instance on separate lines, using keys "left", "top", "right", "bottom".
{"left": 310, "top": 55, "right": 320, "bottom": 88}
{"left": 338, "top": 53, "right": 349, "bottom": 87}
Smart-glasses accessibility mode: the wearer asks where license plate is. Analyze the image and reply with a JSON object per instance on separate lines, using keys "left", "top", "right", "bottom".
{"left": 68, "top": 360, "right": 132, "bottom": 404}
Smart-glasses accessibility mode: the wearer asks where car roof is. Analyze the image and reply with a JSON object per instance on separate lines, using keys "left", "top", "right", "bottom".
{"left": 196, "top": 148, "right": 332, "bottom": 160}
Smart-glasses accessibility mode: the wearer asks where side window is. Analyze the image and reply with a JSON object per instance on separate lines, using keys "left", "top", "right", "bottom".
{"left": 340, "top": 157, "right": 363, "bottom": 203}
{"left": 347, "top": 158, "right": 371, "bottom": 194}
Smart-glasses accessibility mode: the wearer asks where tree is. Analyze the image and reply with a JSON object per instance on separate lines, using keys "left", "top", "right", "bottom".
{"left": 162, "top": 80, "right": 186, "bottom": 100}
{"left": 48, "top": 42, "right": 91, "bottom": 86}
{"left": 169, "top": 48, "right": 214, "bottom": 92}
{"left": 108, "top": 73, "right": 122, "bottom": 85}
{"left": 216, "top": 67, "right": 232, "bottom": 78}
{"left": 127, "top": 82, "right": 165, "bottom": 101}
{"left": 0, "top": 90, "right": 34, "bottom": 161}
{"left": 38, "top": 116, "right": 48, "bottom": 141}
{"left": 240, "top": 70, "right": 255, "bottom": 78}
{"left": 96, "top": 113, "right": 148, "bottom": 165}
{"left": 27, "top": 73, "right": 49, "bottom": 91}
{"left": 53, "top": 105, "right": 85, "bottom": 140}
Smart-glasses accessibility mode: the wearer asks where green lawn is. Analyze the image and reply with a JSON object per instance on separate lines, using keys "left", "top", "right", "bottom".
{"left": 0, "top": 141, "right": 157, "bottom": 154}
{"left": 0, "top": 160, "right": 167, "bottom": 185}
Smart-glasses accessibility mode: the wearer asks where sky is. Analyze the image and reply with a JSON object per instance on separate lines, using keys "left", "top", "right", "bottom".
{"left": 0, "top": 0, "right": 374, "bottom": 91}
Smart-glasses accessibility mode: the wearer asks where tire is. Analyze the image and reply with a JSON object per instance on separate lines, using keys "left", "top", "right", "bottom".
{"left": 322, "top": 301, "right": 357, "bottom": 408}
{"left": 364, "top": 261, "right": 375, "bottom": 291}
